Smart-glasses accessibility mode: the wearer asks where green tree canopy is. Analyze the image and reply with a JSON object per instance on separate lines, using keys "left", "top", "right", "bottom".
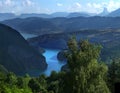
{"left": 61, "top": 38, "right": 110, "bottom": 93}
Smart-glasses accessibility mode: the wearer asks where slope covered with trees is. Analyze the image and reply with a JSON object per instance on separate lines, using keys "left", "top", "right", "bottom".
{"left": 0, "top": 23, "right": 47, "bottom": 75}
{"left": 1, "top": 38, "right": 119, "bottom": 93}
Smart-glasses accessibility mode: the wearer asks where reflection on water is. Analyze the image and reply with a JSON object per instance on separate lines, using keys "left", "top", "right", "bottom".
{"left": 43, "top": 49, "right": 66, "bottom": 76}
{"left": 20, "top": 33, "right": 37, "bottom": 39}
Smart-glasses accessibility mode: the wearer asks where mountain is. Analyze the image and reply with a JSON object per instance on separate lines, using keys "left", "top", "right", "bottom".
{"left": 108, "top": 8, "right": 120, "bottom": 17}
{"left": 2, "top": 17, "right": 61, "bottom": 35}
{"left": 0, "top": 12, "right": 95, "bottom": 21}
{"left": 0, "top": 13, "right": 16, "bottom": 21}
{"left": 28, "top": 33, "right": 69, "bottom": 49}
{"left": 98, "top": 8, "right": 109, "bottom": 16}
{"left": 51, "top": 12, "right": 69, "bottom": 17}
{"left": 28, "top": 29, "right": 120, "bottom": 62}
{"left": 19, "top": 13, "right": 52, "bottom": 18}
{"left": 0, "top": 23, "right": 47, "bottom": 75}
{"left": 67, "top": 12, "right": 90, "bottom": 18}
{"left": 19, "top": 12, "right": 69, "bottom": 18}
{"left": 2, "top": 17, "right": 120, "bottom": 35}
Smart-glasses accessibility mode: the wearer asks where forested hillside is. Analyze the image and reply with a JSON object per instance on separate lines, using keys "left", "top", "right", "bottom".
{"left": 0, "top": 38, "right": 119, "bottom": 93}
{"left": 0, "top": 23, "right": 47, "bottom": 75}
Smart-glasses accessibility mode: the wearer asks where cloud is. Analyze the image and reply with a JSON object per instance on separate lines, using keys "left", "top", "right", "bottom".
{"left": 75, "top": 2, "right": 81, "bottom": 8}
{"left": 57, "top": 3, "right": 63, "bottom": 7}
{"left": 85, "top": 0, "right": 120, "bottom": 13}
{"left": 107, "top": 0, "right": 120, "bottom": 12}
{"left": 68, "top": 2, "right": 82, "bottom": 12}
{"left": 0, "top": 1, "right": 2, "bottom": 7}
{"left": 4, "top": 0, "right": 14, "bottom": 6}
{"left": 86, "top": 3, "right": 103, "bottom": 13}
{"left": 0, "top": 0, "right": 120, "bottom": 14}
{"left": 1, "top": 0, "right": 15, "bottom": 7}
{"left": 66, "top": 0, "right": 120, "bottom": 14}
{"left": 22, "top": 0, "right": 34, "bottom": 7}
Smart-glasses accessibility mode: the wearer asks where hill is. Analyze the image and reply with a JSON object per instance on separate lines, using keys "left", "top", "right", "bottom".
{"left": 2, "top": 18, "right": 61, "bottom": 35}
{"left": 51, "top": 12, "right": 69, "bottom": 17}
{"left": 28, "top": 29, "right": 120, "bottom": 61}
{"left": 2, "top": 17, "right": 120, "bottom": 35}
{"left": 0, "top": 23, "right": 47, "bottom": 75}
{"left": 0, "top": 13, "right": 16, "bottom": 21}
{"left": 67, "top": 12, "right": 90, "bottom": 18}
{"left": 108, "top": 8, "right": 120, "bottom": 17}
{"left": 19, "top": 13, "right": 52, "bottom": 18}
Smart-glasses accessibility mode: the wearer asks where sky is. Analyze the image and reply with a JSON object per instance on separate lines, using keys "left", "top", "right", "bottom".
{"left": 0, "top": 0, "right": 120, "bottom": 15}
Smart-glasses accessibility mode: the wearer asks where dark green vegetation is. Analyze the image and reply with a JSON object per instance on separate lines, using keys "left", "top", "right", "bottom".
{"left": 108, "top": 58, "right": 120, "bottom": 93}
{"left": 0, "top": 38, "right": 120, "bottom": 93}
{"left": 60, "top": 38, "right": 110, "bottom": 93}
{"left": 0, "top": 23, "right": 47, "bottom": 75}
{"left": 0, "top": 14, "right": 120, "bottom": 92}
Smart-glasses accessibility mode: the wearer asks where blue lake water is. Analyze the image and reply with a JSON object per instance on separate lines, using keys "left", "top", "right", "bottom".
{"left": 20, "top": 33, "right": 37, "bottom": 39}
{"left": 21, "top": 33, "right": 66, "bottom": 76}
{"left": 43, "top": 49, "right": 66, "bottom": 76}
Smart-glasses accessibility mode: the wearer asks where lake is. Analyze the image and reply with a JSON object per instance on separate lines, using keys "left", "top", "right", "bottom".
{"left": 20, "top": 33, "right": 38, "bottom": 39}
{"left": 21, "top": 33, "right": 66, "bottom": 76}
{"left": 43, "top": 49, "right": 66, "bottom": 76}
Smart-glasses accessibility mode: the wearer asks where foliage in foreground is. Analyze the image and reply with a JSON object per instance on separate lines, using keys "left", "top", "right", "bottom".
{"left": 60, "top": 38, "right": 110, "bottom": 93}
{"left": 0, "top": 38, "right": 120, "bottom": 93}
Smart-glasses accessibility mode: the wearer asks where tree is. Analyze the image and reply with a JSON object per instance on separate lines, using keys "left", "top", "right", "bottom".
{"left": 108, "top": 58, "right": 120, "bottom": 93}
{"left": 47, "top": 71, "right": 65, "bottom": 93}
{"left": 5, "top": 72, "right": 17, "bottom": 86}
{"left": 28, "top": 78, "right": 41, "bottom": 93}
{"left": 38, "top": 74, "right": 47, "bottom": 89}
{"left": 61, "top": 38, "right": 110, "bottom": 93}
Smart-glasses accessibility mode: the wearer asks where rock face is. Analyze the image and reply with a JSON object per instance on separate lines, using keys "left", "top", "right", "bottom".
{"left": 0, "top": 23, "right": 47, "bottom": 75}
{"left": 98, "top": 8, "right": 109, "bottom": 16}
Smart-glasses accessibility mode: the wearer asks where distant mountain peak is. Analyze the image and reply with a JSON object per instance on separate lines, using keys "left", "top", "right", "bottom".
{"left": 99, "top": 7, "right": 109, "bottom": 16}
{"left": 103, "top": 7, "right": 108, "bottom": 13}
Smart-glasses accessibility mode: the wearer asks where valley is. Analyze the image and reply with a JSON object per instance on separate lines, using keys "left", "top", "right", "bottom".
{"left": 1, "top": 0, "right": 120, "bottom": 92}
{"left": 1, "top": 16, "right": 120, "bottom": 76}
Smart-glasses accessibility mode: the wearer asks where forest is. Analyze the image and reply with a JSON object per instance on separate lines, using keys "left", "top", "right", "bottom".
{"left": 0, "top": 38, "right": 120, "bottom": 93}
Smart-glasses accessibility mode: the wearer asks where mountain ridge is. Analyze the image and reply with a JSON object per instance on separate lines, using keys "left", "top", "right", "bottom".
{"left": 108, "top": 8, "right": 120, "bottom": 17}
{"left": 1, "top": 8, "right": 120, "bottom": 21}
{"left": 2, "top": 16, "right": 120, "bottom": 35}
{"left": 0, "top": 23, "right": 47, "bottom": 76}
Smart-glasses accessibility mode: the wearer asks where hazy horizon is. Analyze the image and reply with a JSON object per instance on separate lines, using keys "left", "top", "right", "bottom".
{"left": 0, "top": 0, "right": 120, "bottom": 15}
